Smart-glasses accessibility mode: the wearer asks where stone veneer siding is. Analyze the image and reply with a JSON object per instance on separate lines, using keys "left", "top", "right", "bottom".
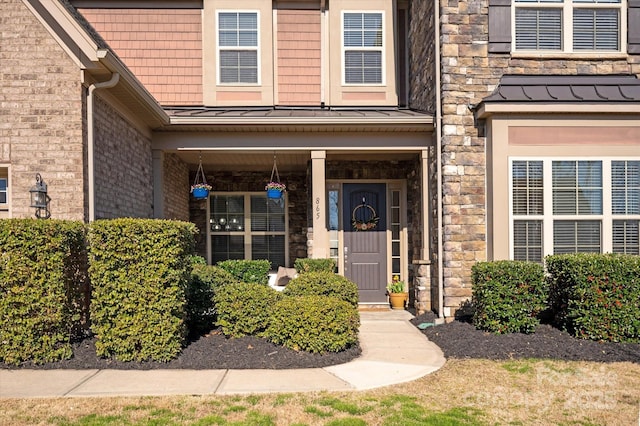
{"left": 93, "top": 96, "right": 153, "bottom": 219}
{"left": 0, "top": 0, "right": 85, "bottom": 220}
{"left": 190, "top": 170, "right": 307, "bottom": 266}
{"left": 410, "top": 0, "right": 640, "bottom": 313}
{"left": 163, "top": 153, "right": 189, "bottom": 221}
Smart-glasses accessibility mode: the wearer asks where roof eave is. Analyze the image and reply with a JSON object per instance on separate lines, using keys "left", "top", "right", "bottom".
{"left": 476, "top": 102, "right": 640, "bottom": 119}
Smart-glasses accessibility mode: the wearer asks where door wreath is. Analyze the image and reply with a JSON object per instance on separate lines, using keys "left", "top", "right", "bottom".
{"left": 352, "top": 203, "right": 379, "bottom": 231}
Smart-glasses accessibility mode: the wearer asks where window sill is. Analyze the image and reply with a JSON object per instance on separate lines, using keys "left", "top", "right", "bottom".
{"left": 510, "top": 52, "right": 628, "bottom": 60}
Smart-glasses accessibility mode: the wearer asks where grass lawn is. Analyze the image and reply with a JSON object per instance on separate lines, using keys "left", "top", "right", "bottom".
{"left": 1, "top": 359, "right": 638, "bottom": 425}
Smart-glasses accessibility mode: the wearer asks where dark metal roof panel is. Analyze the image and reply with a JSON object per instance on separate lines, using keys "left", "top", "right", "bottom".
{"left": 483, "top": 74, "right": 640, "bottom": 103}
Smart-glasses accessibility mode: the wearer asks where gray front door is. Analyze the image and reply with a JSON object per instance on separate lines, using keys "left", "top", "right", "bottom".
{"left": 343, "top": 183, "right": 387, "bottom": 303}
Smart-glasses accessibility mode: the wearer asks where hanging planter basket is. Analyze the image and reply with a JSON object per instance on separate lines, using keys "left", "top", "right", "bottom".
{"left": 265, "top": 154, "right": 286, "bottom": 199}
{"left": 191, "top": 155, "right": 212, "bottom": 200}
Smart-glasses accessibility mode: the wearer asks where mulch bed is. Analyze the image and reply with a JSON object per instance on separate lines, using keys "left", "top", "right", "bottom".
{"left": 411, "top": 312, "right": 640, "bottom": 363}
{"left": 3, "top": 313, "right": 638, "bottom": 370}
{"left": 0, "top": 330, "right": 361, "bottom": 370}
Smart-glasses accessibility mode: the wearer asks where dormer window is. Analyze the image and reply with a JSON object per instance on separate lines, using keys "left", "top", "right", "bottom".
{"left": 217, "top": 11, "right": 259, "bottom": 84}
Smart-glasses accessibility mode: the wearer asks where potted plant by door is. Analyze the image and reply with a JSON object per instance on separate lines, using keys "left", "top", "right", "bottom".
{"left": 265, "top": 181, "right": 286, "bottom": 199}
{"left": 387, "top": 275, "right": 408, "bottom": 310}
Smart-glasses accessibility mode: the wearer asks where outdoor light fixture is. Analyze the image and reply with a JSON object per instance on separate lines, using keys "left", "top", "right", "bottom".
{"left": 29, "top": 173, "right": 50, "bottom": 219}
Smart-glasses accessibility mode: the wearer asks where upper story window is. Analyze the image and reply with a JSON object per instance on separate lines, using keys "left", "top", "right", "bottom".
{"left": 342, "top": 12, "right": 384, "bottom": 84}
{"left": 514, "top": 0, "right": 624, "bottom": 52}
{"left": 217, "top": 11, "right": 259, "bottom": 84}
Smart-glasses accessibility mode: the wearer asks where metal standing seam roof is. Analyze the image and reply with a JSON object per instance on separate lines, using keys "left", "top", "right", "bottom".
{"left": 482, "top": 74, "right": 640, "bottom": 103}
{"left": 165, "top": 107, "right": 433, "bottom": 121}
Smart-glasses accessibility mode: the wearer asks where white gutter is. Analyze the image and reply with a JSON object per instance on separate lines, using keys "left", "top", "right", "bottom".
{"left": 87, "top": 72, "right": 120, "bottom": 222}
{"left": 435, "top": 0, "right": 444, "bottom": 319}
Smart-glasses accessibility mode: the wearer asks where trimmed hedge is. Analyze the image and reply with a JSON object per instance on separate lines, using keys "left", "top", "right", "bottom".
{"left": 88, "top": 218, "right": 196, "bottom": 362}
{"left": 0, "top": 219, "right": 88, "bottom": 365}
{"left": 266, "top": 296, "right": 360, "bottom": 353}
{"left": 283, "top": 271, "right": 359, "bottom": 307}
{"left": 216, "top": 259, "right": 270, "bottom": 285}
{"left": 186, "top": 264, "right": 239, "bottom": 335}
{"left": 471, "top": 260, "right": 547, "bottom": 334}
{"left": 214, "top": 281, "right": 281, "bottom": 337}
{"left": 546, "top": 253, "right": 640, "bottom": 343}
{"left": 294, "top": 258, "right": 336, "bottom": 274}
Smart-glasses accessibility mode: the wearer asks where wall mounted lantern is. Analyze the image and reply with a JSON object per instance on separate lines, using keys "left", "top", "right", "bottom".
{"left": 29, "top": 173, "right": 50, "bottom": 219}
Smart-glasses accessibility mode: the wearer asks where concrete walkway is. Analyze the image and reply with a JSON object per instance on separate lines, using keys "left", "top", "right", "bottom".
{"left": 0, "top": 310, "right": 445, "bottom": 398}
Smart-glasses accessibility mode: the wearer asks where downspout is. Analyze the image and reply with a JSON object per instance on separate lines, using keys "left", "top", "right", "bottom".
{"left": 87, "top": 73, "right": 119, "bottom": 222}
{"left": 434, "top": 0, "right": 444, "bottom": 319}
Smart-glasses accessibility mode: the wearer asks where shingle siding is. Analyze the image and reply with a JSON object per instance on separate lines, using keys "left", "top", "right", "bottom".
{"left": 78, "top": 8, "right": 203, "bottom": 106}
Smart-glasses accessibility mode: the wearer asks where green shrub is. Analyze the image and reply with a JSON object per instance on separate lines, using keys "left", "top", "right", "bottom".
{"left": 186, "top": 265, "right": 239, "bottom": 335}
{"left": 471, "top": 260, "right": 547, "bottom": 334}
{"left": 266, "top": 296, "right": 359, "bottom": 353}
{"left": 216, "top": 259, "right": 270, "bottom": 284}
{"left": 294, "top": 258, "right": 336, "bottom": 273}
{"left": 214, "top": 281, "right": 280, "bottom": 337}
{"left": 546, "top": 253, "right": 640, "bottom": 343}
{"left": 88, "top": 218, "right": 196, "bottom": 362}
{"left": 0, "top": 219, "right": 88, "bottom": 365}
{"left": 283, "top": 271, "right": 359, "bottom": 307}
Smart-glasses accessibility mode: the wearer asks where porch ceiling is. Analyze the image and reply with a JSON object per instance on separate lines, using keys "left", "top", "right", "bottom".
{"left": 177, "top": 151, "right": 420, "bottom": 172}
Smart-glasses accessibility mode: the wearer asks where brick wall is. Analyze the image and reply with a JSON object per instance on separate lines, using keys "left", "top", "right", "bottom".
{"left": 163, "top": 153, "right": 189, "bottom": 221}
{"left": 0, "top": 0, "right": 85, "bottom": 220}
{"left": 93, "top": 95, "right": 153, "bottom": 219}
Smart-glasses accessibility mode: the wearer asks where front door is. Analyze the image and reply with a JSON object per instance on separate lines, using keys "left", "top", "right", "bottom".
{"left": 343, "top": 183, "right": 387, "bottom": 303}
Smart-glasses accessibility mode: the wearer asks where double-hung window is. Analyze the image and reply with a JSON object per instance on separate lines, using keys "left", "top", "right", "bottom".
{"left": 343, "top": 12, "right": 384, "bottom": 84}
{"left": 511, "top": 158, "right": 640, "bottom": 261}
{"left": 514, "top": 0, "right": 624, "bottom": 52}
{"left": 209, "top": 194, "right": 287, "bottom": 269}
{"left": 217, "top": 11, "right": 259, "bottom": 84}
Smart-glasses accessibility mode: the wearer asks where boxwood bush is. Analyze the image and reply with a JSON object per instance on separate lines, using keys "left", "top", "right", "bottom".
{"left": 294, "top": 258, "right": 336, "bottom": 273}
{"left": 214, "top": 281, "right": 281, "bottom": 337}
{"left": 88, "top": 218, "right": 196, "bottom": 362}
{"left": 266, "top": 295, "right": 360, "bottom": 353}
{"left": 471, "top": 260, "right": 547, "bottom": 334}
{"left": 186, "top": 264, "right": 239, "bottom": 335}
{"left": 216, "top": 259, "right": 270, "bottom": 285}
{"left": 283, "top": 271, "right": 359, "bottom": 307}
{"left": 546, "top": 253, "right": 640, "bottom": 343}
{"left": 0, "top": 219, "right": 88, "bottom": 365}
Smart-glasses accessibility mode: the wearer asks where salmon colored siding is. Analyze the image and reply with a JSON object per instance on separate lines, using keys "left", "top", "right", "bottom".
{"left": 78, "top": 9, "right": 202, "bottom": 106}
{"left": 277, "top": 10, "right": 321, "bottom": 106}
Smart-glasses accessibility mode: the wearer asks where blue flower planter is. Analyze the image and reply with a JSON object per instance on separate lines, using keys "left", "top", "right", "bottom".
{"left": 267, "top": 188, "right": 283, "bottom": 199}
{"left": 192, "top": 187, "right": 209, "bottom": 199}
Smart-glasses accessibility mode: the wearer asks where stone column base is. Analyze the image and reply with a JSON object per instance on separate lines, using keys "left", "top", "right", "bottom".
{"left": 412, "top": 261, "right": 431, "bottom": 315}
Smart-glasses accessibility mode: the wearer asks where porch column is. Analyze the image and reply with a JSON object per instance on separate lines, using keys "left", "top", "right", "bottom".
{"left": 152, "top": 150, "right": 164, "bottom": 219}
{"left": 414, "top": 149, "right": 432, "bottom": 315}
{"left": 310, "top": 150, "right": 328, "bottom": 258}
{"left": 420, "top": 149, "right": 430, "bottom": 259}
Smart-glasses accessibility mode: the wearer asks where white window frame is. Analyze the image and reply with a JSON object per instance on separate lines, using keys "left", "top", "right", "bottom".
{"left": 512, "top": 0, "right": 627, "bottom": 54}
{"left": 341, "top": 10, "right": 385, "bottom": 86}
{"left": 206, "top": 192, "right": 288, "bottom": 269}
{"left": 509, "top": 157, "right": 640, "bottom": 260}
{"left": 215, "top": 10, "right": 261, "bottom": 86}
{"left": 0, "top": 166, "right": 8, "bottom": 210}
